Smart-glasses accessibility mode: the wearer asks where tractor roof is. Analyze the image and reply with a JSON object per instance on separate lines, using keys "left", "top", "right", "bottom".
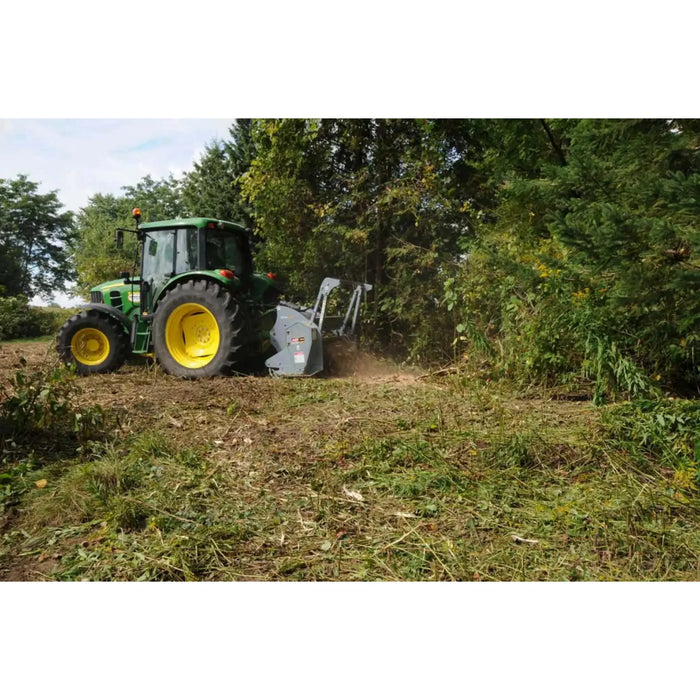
{"left": 139, "top": 217, "right": 248, "bottom": 233}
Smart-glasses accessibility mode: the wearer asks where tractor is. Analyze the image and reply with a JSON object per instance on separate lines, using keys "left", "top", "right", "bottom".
{"left": 57, "top": 208, "right": 371, "bottom": 378}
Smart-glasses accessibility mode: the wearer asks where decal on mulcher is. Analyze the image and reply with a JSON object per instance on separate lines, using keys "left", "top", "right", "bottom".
{"left": 294, "top": 352, "right": 305, "bottom": 364}
{"left": 291, "top": 337, "right": 305, "bottom": 344}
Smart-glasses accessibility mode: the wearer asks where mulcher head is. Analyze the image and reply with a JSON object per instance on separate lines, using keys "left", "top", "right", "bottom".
{"left": 265, "top": 278, "right": 372, "bottom": 376}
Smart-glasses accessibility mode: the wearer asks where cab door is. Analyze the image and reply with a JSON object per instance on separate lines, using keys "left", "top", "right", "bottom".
{"left": 141, "top": 229, "right": 176, "bottom": 311}
{"left": 141, "top": 227, "right": 199, "bottom": 310}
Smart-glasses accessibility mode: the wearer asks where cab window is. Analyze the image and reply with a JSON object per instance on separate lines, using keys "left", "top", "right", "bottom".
{"left": 205, "top": 230, "right": 249, "bottom": 276}
{"left": 175, "top": 227, "right": 198, "bottom": 273}
{"left": 142, "top": 229, "right": 175, "bottom": 287}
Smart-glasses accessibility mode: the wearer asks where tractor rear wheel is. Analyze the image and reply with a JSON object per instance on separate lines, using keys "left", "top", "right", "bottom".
{"left": 57, "top": 310, "right": 130, "bottom": 375}
{"left": 152, "top": 279, "right": 247, "bottom": 378}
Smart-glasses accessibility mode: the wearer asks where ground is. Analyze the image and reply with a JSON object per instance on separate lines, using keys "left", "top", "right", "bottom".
{"left": 1, "top": 339, "right": 699, "bottom": 581}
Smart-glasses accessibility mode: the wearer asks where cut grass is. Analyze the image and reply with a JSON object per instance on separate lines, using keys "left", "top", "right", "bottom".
{"left": 1, "top": 343, "right": 699, "bottom": 581}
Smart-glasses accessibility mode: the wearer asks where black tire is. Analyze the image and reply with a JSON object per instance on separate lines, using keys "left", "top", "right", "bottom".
{"left": 152, "top": 279, "right": 248, "bottom": 378}
{"left": 56, "top": 310, "right": 130, "bottom": 375}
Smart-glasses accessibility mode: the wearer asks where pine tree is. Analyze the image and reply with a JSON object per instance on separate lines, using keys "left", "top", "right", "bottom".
{"left": 451, "top": 119, "right": 700, "bottom": 395}
{"left": 182, "top": 119, "right": 257, "bottom": 227}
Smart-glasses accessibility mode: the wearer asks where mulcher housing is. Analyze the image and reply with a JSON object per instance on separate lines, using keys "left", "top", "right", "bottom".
{"left": 57, "top": 212, "right": 371, "bottom": 378}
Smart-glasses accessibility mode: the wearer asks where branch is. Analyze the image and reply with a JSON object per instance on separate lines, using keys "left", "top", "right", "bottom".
{"left": 539, "top": 119, "right": 567, "bottom": 167}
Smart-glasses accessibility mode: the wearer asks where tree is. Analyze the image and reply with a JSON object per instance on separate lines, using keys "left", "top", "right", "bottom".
{"left": 182, "top": 119, "right": 257, "bottom": 228}
{"left": 64, "top": 118, "right": 699, "bottom": 394}
{"left": 72, "top": 175, "right": 185, "bottom": 295}
{"left": 0, "top": 175, "right": 74, "bottom": 300}
{"left": 450, "top": 119, "right": 700, "bottom": 397}
{"left": 242, "top": 119, "right": 487, "bottom": 361}
{"left": 121, "top": 174, "right": 184, "bottom": 220}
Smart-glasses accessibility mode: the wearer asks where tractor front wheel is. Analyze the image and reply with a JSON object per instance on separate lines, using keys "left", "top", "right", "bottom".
{"left": 56, "top": 310, "right": 129, "bottom": 375}
{"left": 152, "top": 279, "right": 247, "bottom": 378}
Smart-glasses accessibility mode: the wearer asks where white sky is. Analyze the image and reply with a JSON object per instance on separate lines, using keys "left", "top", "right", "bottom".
{"left": 0, "top": 119, "right": 234, "bottom": 306}
{"left": 0, "top": 118, "right": 233, "bottom": 213}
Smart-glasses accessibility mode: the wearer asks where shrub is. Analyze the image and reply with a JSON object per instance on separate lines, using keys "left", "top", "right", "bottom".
{"left": 0, "top": 296, "right": 65, "bottom": 340}
{"left": 0, "top": 361, "right": 105, "bottom": 511}
{"left": 0, "top": 360, "right": 104, "bottom": 446}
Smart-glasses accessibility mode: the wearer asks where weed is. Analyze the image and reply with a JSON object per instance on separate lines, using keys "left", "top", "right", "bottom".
{"left": 602, "top": 398, "right": 700, "bottom": 495}
{"left": 2, "top": 343, "right": 700, "bottom": 581}
{"left": 0, "top": 361, "right": 78, "bottom": 439}
{"left": 0, "top": 361, "right": 106, "bottom": 513}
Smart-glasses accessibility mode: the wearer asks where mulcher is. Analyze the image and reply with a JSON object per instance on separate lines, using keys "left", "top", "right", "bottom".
{"left": 57, "top": 208, "right": 371, "bottom": 378}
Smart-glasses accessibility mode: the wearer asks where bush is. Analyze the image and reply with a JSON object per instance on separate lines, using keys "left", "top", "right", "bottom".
{"left": 0, "top": 360, "right": 105, "bottom": 511}
{"left": 447, "top": 120, "right": 700, "bottom": 400}
{"left": 0, "top": 360, "right": 105, "bottom": 447}
{"left": 0, "top": 296, "right": 65, "bottom": 340}
{"left": 1, "top": 361, "right": 77, "bottom": 441}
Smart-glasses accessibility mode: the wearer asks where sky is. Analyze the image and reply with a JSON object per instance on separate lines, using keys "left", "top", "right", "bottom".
{"left": 0, "top": 119, "right": 234, "bottom": 306}
{"left": 0, "top": 118, "right": 233, "bottom": 213}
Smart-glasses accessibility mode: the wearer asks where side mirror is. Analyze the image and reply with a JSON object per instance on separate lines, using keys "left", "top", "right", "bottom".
{"left": 115, "top": 230, "right": 124, "bottom": 249}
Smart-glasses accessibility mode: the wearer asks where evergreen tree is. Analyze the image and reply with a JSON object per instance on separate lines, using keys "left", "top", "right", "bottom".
{"left": 182, "top": 119, "right": 256, "bottom": 227}
{"left": 451, "top": 119, "right": 700, "bottom": 396}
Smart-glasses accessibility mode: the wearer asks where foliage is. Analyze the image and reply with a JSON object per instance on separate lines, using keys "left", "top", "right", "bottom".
{"left": 0, "top": 296, "right": 65, "bottom": 340}
{"left": 121, "top": 174, "right": 184, "bottom": 220}
{"left": 242, "top": 119, "right": 486, "bottom": 362}
{"left": 60, "top": 118, "right": 700, "bottom": 394}
{"left": 72, "top": 175, "right": 185, "bottom": 295}
{"left": 0, "top": 175, "right": 74, "bottom": 300}
{"left": 0, "top": 361, "right": 91, "bottom": 441}
{"left": 0, "top": 360, "right": 104, "bottom": 511}
{"left": 603, "top": 399, "right": 700, "bottom": 484}
{"left": 447, "top": 119, "right": 700, "bottom": 398}
{"left": 182, "top": 120, "right": 256, "bottom": 228}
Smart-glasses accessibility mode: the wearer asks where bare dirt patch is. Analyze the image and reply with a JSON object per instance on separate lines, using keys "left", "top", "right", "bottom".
{"left": 324, "top": 340, "right": 421, "bottom": 385}
{"left": 0, "top": 339, "right": 54, "bottom": 378}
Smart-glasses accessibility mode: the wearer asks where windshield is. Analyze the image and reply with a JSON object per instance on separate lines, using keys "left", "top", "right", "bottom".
{"left": 142, "top": 227, "right": 198, "bottom": 283}
{"left": 204, "top": 230, "right": 252, "bottom": 278}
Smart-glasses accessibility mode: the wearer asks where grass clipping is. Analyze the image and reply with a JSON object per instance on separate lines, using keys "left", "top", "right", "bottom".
{"left": 1, "top": 340, "right": 700, "bottom": 581}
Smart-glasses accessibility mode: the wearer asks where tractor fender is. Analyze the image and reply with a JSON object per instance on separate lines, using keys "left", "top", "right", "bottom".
{"left": 153, "top": 272, "right": 241, "bottom": 310}
{"left": 80, "top": 303, "right": 132, "bottom": 332}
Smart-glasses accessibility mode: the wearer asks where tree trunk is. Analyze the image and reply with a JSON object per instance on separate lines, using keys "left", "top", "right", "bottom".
{"left": 372, "top": 119, "right": 389, "bottom": 319}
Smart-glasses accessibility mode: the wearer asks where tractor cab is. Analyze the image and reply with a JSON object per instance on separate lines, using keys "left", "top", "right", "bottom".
{"left": 138, "top": 217, "right": 255, "bottom": 311}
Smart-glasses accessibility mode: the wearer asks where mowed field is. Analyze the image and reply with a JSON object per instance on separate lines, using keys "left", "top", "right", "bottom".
{"left": 1, "top": 339, "right": 699, "bottom": 581}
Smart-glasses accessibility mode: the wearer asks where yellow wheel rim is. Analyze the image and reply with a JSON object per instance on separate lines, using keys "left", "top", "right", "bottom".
{"left": 71, "top": 328, "right": 110, "bottom": 366}
{"left": 165, "top": 303, "right": 220, "bottom": 369}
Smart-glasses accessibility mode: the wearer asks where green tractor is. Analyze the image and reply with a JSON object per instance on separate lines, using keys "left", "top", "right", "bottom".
{"left": 57, "top": 208, "right": 371, "bottom": 378}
